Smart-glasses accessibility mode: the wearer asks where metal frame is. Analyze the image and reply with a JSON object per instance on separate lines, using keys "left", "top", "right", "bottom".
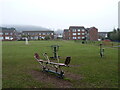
{"left": 100, "top": 43, "right": 104, "bottom": 58}
{"left": 34, "top": 53, "right": 71, "bottom": 78}
{"left": 50, "top": 45, "right": 60, "bottom": 61}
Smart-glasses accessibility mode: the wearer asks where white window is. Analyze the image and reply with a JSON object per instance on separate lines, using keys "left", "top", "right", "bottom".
{"left": 43, "top": 33, "right": 45, "bottom": 35}
{"left": 105, "top": 34, "right": 107, "bottom": 37}
{"left": 5, "top": 37, "right": 9, "bottom": 39}
{"left": 82, "top": 29, "right": 85, "bottom": 32}
{"left": 5, "top": 33, "right": 9, "bottom": 35}
{"left": 78, "top": 37, "right": 81, "bottom": 39}
{"left": 10, "top": 37, "right": 13, "bottom": 40}
{"left": 72, "top": 29, "right": 76, "bottom": 32}
{"left": 31, "top": 37, "right": 34, "bottom": 39}
{"left": 78, "top": 33, "right": 81, "bottom": 35}
{"left": 10, "top": 33, "right": 13, "bottom": 35}
{"left": 35, "top": 36, "right": 38, "bottom": 39}
{"left": 73, "top": 33, "right": 76, "bottom": 35}
{"left": 0, "top": 33, "right": 3, "bottom": 35}
{"left": 82, "top": 33, "right": 85, "bottom": 35}
{"left": 39, "top": 33, "right": 41, "bottom": 35}
{"left": 51, "top": 33, "right": 53, "bottom": 35}
{"left": 78, "top": 29, "right": 81, "bottom": 32}
{"left": 82, "top": 37, "right": 85, "bottom": 39}
{"left": 41, "top": 37, "right": 45, "bottom": 39}
{"left": 0, "top": 37, "right": 3, "bottom": 40}
{"left": 72, "top": 37, "right": 76, "bottom": 39}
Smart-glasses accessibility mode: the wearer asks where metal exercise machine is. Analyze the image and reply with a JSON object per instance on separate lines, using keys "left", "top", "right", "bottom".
{"left": 50, "top": 45, "right": 60, "bottom": 60}
{"left": 100, "top": 43, "right": 104, "bottom": 58}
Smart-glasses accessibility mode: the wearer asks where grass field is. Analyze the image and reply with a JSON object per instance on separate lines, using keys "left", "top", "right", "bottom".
{"left": 2, "top": 40, "right": 118, "bottom": 88}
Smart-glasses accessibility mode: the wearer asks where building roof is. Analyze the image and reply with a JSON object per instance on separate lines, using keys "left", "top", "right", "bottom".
{"left": 1, "top": 27, "right": 16, "bottom": 30}
{"left": 22, "top": 31, "right": 54, "bottom": 33}
{"left": 86, "top": 27, "right": 98, "bottom": 31}
{"left": 2, "top": 30, "right": 16, "bottom": 33}
{"left": 89, "top": 27, "right": 98, "bottom": 30}
{"left": 69, "top": 26, "right": 85, "bottom": 29}
{"left": 98, "top": 32, "right": 108, "bottom": 35}
{"left": 1, "top": 27, "right": 16, "bottom": 32}
{"left": 64, "top": 29, "right": 69, "bottom": 32}
{"left": 69, "top": 26, "right": 84, "bottom": 28}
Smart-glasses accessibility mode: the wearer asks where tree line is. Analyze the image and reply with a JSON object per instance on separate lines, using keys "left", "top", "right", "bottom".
{"left": 107, "top": 28, "right": 120, "bottom": 42}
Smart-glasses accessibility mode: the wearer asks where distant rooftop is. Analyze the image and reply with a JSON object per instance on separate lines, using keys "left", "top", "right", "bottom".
{"left": 90, "top": 27, "right": 98, "bottom": 29}
{"left": 22, "top": 31, "right": 54, "bottom": 33}
{"left": 0, "top": 27, "right": 16, "bottom": 30}
{"left": 69, "top": 26, "right": 85, "bottom": 28}
{"left": 64, "top": 29, "right": 69, "bottom": 32}
{"left": 1, "top": 27, "right": 16, "bottom": 32}
{"left": 86, "top": 27, "right": 98, "bottom": 30}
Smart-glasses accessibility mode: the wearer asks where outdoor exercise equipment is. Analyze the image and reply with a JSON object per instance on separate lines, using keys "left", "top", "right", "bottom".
{"left": 99, "top": 43, "right": 104, "bottom": 58}
{"left": 34, "top": 53, "right": 71, "bottom": 78}
{"left": 50, "top": 45, "right": 60, "bottom": 60}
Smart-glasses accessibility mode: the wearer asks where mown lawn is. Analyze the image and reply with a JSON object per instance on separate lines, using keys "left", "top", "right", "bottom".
{"left": 2, "top": 40, "right": 118, "bottom": 88}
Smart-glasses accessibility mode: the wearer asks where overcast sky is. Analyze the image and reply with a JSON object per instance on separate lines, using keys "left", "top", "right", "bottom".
{"left": 0, "top": 0, "right": 119, "bottom": 31}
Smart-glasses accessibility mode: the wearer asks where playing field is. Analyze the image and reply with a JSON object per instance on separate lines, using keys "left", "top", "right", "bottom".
{"left": 2, "top": 40, "right": 118, "bottom": 88}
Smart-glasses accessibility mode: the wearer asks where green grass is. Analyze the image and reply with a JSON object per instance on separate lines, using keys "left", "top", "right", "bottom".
{"left": 2, "top": 40, "right": 118, "bottom": 88}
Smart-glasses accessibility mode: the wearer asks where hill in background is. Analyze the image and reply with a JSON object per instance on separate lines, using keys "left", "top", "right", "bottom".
{"left": 0, "top": 24, "right": 63, "bottom": 34}
{"left": 1, "top": 24, "right": 51, "bottom": 32}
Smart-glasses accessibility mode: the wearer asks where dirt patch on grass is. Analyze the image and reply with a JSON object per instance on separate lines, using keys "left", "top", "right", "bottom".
{"left": 30, "top": 69, "right": 82, "bottom": 88}
{"left": 65, "top": 71, "right": 83, "bottom": 81}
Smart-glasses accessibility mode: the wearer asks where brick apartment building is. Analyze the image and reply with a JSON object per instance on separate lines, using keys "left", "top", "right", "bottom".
{"left": 0, "top": 27, "right": 18, "bottom": 41}
{"left": 86, "top": 27, "right": 98, "bottom": 41}
{"left": 63, "top": 29, "right": 69, "bottom": 40}
{"left": 63, "top": 26, "right": 98, "bottom": 41}
{"left": 0, "top": 26, "right": 98, "bottom": 41}
{"left": 22, "top": 31, "right": 54, "bottom": 40}
{"left": 63, "top": 26, "right": 87, "bottom": 40}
